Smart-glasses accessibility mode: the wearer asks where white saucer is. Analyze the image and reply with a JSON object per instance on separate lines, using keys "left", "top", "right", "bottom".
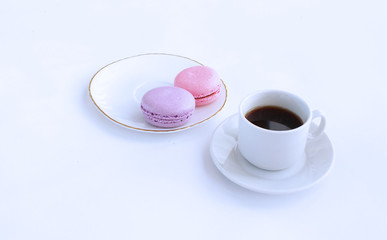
{"left": 89, "top": 53, "right": 227, "bottom": 133}
{"left": 210, "top": 114, "right": 334, "bottom": 194}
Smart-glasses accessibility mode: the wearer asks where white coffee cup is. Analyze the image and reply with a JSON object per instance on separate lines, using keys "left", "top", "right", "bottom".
{"left": 238, "top": 89, "right": 326, "bottom": 171}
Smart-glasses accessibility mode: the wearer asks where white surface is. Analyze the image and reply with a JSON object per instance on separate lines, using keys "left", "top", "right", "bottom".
{"left": 89, "top": 53, "right": 227, "bottom": 132}
{"left": 210, "top": 114, "right": 334, "bottom": 194}
{"left": 1, "top": 0, "right": 386, "bottom": 240}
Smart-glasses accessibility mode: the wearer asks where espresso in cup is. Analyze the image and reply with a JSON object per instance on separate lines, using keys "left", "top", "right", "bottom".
{"left": 245, "top": 106, "right": 303, "bottom": 131}
{"left": 238, "top": 90, "right": 326, "bottom": 170}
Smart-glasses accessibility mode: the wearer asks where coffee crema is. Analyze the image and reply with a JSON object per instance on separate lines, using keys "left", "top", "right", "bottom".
{"left": 245, "top": 106, "right": 303, "bottom": 131}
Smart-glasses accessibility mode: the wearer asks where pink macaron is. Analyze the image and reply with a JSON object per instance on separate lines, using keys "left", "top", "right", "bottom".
{"left": 141, "top": 86, "right": 195, "bottom": 128}
{"left": 174, "top": 66, "right": 221, "bottom": 106}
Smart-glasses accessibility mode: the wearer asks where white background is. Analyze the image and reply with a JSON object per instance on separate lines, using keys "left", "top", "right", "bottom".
{"left": 1, "top": 0, "right": 386, "bottom": 239}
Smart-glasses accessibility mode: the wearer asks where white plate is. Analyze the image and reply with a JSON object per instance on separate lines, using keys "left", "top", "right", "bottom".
{"left": 89, "top": 53, "right": 227, "bottom": 133}
{"left": 210, "top": 114, "right": 335, "bottom": 194}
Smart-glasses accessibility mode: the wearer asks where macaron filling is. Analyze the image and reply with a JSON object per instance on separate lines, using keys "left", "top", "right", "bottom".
{"left": 194, "top": 85, "right": 221, "bottom": 99}
{"left": 141, "top": 105, "right": 193, "bottom": 122}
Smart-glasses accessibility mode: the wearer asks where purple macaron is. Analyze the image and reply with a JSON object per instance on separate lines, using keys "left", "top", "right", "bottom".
{"left": 141, "top": 86, "right": 195, "bottom": 128}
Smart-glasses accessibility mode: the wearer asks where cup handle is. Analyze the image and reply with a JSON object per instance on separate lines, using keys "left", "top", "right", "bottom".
{"left": 308, "top": 110, "right": 326, "bottom": 139}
